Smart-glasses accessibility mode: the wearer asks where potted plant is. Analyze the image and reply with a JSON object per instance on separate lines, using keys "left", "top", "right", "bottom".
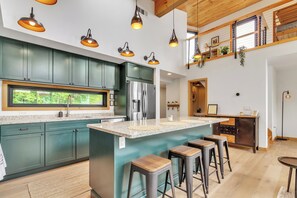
{"left": 238, "top": 46, "right": 247, "bottom": 66}
{"left": 220, "top": 46, "right": 229, "bottom": 55}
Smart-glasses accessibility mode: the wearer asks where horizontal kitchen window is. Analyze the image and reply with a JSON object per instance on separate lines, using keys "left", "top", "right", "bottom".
{"left": 8, "top": 85, "right": 107, "bottom": 107}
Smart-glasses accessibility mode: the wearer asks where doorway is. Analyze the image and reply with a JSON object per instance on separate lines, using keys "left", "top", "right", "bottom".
{"left": 188, "top": 78, "right": 208, "bottom": 116}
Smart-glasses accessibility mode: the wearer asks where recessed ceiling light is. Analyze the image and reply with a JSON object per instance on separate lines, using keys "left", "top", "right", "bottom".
{"left": 167, "top": 73, "right": 172, "bottom": 76}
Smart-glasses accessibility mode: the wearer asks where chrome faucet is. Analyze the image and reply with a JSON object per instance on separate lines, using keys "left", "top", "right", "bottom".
{"left": 66, "top": 94, "right": 72, "bottom": 117}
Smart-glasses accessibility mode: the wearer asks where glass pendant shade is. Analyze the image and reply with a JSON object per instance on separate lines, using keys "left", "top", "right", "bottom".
{"left": 144, "top": 52, "right": 159, "bottom": 65}
{"left": 118, "top": 42, "right": 135, "bottom": 57}
{"left": 18, "top": 7, "right": 45, "bottom": 32}
{"left": 35, "top": 0, "right": 57, "bottom": 5}
{"left": 169, "top": 29, "right": 178, "bottom": 47}
{"left": 131, "top": 7, "right": 143, "bottom": 30}
{"left": 81, "top": 29, "right": 99, "bottom": 48}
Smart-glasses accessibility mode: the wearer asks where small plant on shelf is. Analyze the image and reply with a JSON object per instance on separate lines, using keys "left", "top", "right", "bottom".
{"left": 238, "top": 46, "right": 247, "bottom": 66}
{"left": 220, "top": 46, "right": 229, "bottom": 55}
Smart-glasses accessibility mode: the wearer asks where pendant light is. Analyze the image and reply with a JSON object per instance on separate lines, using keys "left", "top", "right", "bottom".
{"left": 81, "top": 28, "right": 99, "bottom": 48}
{"left": 118, "top": 42, "right": 135, "bottom": 57}
{"left": 35, "top": 0, "right": 57, "bottom": 5}
{"left": 18, "top": 7, "right": 45, "bottom": 32}
{"left": 193, "top": 0, "right": 202, "bottom": 59}
{"left": 169, "top": 0, "right": 178, "bottom": 47}
{"left": 131, "top": 0, "right": 143, "bottom": 29}
{"left": 144, "top": 52, "right": 160, "bottom": 65}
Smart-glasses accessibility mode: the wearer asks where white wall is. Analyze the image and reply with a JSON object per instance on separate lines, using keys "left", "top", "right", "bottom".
{"left": 268, "top": 66, "right": 278, "bottom": 138}
{"left": 166, "top": 79, "right": 181, "bottom": 119}
{"left": 179, "top": 40, "right": 297, "bottom": 148}
{"left": 276, "top": 67, "right": 297, "bottom": 138}
{"left": 0, "top": 0, "right": 188, "bottom": 116}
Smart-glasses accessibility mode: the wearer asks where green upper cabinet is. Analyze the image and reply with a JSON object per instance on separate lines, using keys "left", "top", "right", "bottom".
{"left": 89, "top": 59, "right": 119, "bottom": 90}
{"left": 125, "top": 62, "right": 154, "bottom": 83}
{"left": 0, "top": 38, "right": 27, "bottom": 80}
{"left": 53, "top": 50, "right": 88, "bottom": 86}
{"left": 89, "top": 59, "right": 104, "bottom": 88}
{"left": 71, "top": 55, "right": 88, "bottom": 87}
{"left": 0, "top": 37, "right": 53, "bottom": 83}
{"left": 53, "top": 50, "right": 72, "bottom": 85}
{"left": 27, "top": 44, "right": 53, "bottom": 83}
{"left": 140, "top": 67, "right": 154, "bottom": 82}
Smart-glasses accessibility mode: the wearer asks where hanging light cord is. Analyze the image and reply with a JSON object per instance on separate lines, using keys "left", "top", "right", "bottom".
{"left": 173, "top": 0, "right": 175, "bottom": 29}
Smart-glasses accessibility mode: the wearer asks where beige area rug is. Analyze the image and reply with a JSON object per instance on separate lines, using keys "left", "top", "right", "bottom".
{"left": 277, "top": 186, "right": 294, "bottom": 198}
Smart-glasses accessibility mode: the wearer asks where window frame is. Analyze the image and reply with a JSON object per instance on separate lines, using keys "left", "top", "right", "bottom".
{"left": 186, "top": 31, "right": 198, "bottom": 64}
{"left": 2, "top": 80, "right": 110, "bottom": 111}
{"left": 232, "top": 15, "right": 258, "bottom": 52}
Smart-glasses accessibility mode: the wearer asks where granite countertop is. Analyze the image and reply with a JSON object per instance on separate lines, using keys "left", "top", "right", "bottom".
{"left": 87, "top": 116, "right": 228, "bottom": 139}
{"left": 0, "top": 114, "right": 126, "bottom": 125}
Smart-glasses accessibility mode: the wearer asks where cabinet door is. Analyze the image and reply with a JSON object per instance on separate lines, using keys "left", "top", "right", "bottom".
{"left": 76, "top": 128, "right": 89, "bottom": 159}
{"left": 104, "top": 63, "right": 116, "bottom": 89}
{"left": 0, "top": 38, "right": 27, "bottom": 80}
{"left": 45, "top": 130, "right": 75, "bottom": 166}
{"left": 71, "top": 55, "right": 88, "bottom": 86}
{"left": 126, "top": 63, "right": 140, "bottom": 79}
{"left": 1, "top": 133, "right": 44, "bottom": 175}
{"left": 212, "top": 123, "right": 220, "bottom": 135}
{"left": 236, "top": 118, "right": 255, "bottom": 146}
{"left": 140, "top": 67, "right": 154, "bottom": 82}
{"left": 89, "top": 59, "right": 103, "bottom": 88}
{"left": 27, "top": 44, "right": 53, "bottom": 83}
{"left": 53, "top": 50, "right": 71, "bottom": 85}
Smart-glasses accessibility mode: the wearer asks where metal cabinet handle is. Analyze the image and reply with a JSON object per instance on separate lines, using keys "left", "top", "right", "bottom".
{"left": 19, "top": 128, "right": 29, "bottom": 131}
{"left": 27, "top": 78, "right": 31, "bottom": 81}
{"left": 24, "top": 77, "right": 27, "bottom": 81}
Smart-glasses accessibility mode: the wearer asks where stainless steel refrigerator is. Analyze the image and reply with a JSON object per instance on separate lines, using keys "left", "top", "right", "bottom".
{"left": 127, "top": 81, "right": 156, "bottom": 121}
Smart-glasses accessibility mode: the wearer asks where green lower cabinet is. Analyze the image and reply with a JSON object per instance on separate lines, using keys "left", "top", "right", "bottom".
{"left": 1, "top": 133, "right": 45, "bottom": 175}
{"left": 45, "top": 129, "right": 76, "bottom": 166}
{"left": 76, "top": 128, "right": 89, "bottom": 159}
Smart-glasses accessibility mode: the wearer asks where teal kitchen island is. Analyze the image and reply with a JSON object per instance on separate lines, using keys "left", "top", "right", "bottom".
{"left": 87, "top": 117, "right": 227, "bottom": 198}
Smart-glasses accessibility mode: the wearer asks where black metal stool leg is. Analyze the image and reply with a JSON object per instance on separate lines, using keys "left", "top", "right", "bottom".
{"left": 179, "top": 158, "right": 185, "bottom": 187}
{"left": 169, "top": 168, "right": 176, "bottom": 198}
{"left": 198, "top": 156, "right": 207, "bottom": 198}
{"left": 212, "top": 148, "right": 221, "bottom": 184}
{"left": 202, "top": 148, "right": 210, "bottom": 193}
{"left": 218, "top": 141, "right": 225, "bottom": 179}
{"left": 225, "top": 141, "right": 232, "bottom": 172}
{"left": 127, "top": 166, "right": 134, "bottom": 198}
{"left": 287, "top": 167, "right": 292, "bottom": 192}
{"left": 163, "top": 153, "right": 172, "bottom": 197}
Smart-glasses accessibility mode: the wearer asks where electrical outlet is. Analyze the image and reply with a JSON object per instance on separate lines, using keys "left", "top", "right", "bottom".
{"left": 119, "top": 137, "right": 126, "bottom": 149}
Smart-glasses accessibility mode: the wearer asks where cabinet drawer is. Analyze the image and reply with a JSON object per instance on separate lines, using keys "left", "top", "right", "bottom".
{"left": 1, "top": 123, "right": 44, "bottom": 136}
{"left": 45, "top": 120, "right": 99, "bottom": 132}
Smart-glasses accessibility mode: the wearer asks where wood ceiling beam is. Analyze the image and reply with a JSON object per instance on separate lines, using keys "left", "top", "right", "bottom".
{"left": 155, "top": 0, "right": 187, "bottom": 17}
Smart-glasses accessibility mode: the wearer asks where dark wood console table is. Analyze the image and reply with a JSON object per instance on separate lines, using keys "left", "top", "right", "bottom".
{"left": 206, "top": 114, "right": 259, "bottom": 153}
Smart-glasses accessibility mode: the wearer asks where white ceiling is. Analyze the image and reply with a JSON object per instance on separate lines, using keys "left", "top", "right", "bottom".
{"left": 268, "top": 53, "right": 297, "bottom": 71}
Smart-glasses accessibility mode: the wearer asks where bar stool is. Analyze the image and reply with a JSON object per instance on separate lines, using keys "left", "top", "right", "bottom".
{"left": 163, "top": 145, "right": 207, "bottom": 198}
{"left": 127, "top": 154, "right": 176, "bottom": 198}
{"left": 188, "top": 139, "right": 220, "bottom": 193}
{"left": 204, "top": 135, "right": 232, "bottom": 179}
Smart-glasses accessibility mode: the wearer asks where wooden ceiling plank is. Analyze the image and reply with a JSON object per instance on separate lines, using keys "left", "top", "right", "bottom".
{"left": 155, "top": 0, "right": 188, "bottom": 17}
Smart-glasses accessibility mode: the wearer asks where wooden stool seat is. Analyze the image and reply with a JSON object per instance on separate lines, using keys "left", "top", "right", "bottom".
{"left": 204, "top": 135, "right": 227, "bottom": 142}
{"left": 188, "top": 139, "right": 215, "bottom": 148}
{"left": 132, "top": 154, "right": 171, "bottom": 173}
{"left": 170, "top": 145, "right": 201, "bottom": 157}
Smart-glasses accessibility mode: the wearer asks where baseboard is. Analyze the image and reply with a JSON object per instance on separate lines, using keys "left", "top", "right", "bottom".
{"left": 258, "top": 147, "right": 268, "bottom": 151}
{"left": 275, "top": 136, "right": 297, "bottom": 141}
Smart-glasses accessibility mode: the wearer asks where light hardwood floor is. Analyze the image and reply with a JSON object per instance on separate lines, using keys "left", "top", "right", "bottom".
{"left": 0, "top": 140, "right": 296, "bottom": 198}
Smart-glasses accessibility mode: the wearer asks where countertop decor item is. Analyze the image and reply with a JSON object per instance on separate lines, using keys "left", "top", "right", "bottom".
{"left": 207, "top": 104, "right": 218, "bottom": 115}
{"left": 239, "top": 46, "right": 247, "bottom": 66}
{"left": 118, "top": 42, "right": 135, "bottom": 57}
{"left": 81, "top": 28, "right": 99, "bottom": 48}
{"left": 211, "top": 36, "right": 220, "bottom": 47}
{"left": 276, "top": 90, "right": 291, "bottom": 141}
{"left": 169, "top": 0, "right": 178, "bottom": 47}
{"left": 35, "top": 0, "right": 57, "bottom": 5}
{"left": 18, "top": 7, "right": 45, "bottom": 32}
{"left": 144, "top": 52, "right": 160, "bottom": 65}
{"left": 220, "top": 46, "right": 229, "bottom": 55}
{"left": 131, "top": 0, "right": 143, "bottom": 30}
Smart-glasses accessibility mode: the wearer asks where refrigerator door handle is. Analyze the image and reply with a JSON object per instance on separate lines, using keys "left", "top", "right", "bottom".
{"left": 142, "top": 90, "right": 146, "bottom": 118}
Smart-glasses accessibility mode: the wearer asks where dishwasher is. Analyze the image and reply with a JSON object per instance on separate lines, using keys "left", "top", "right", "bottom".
{"left": 100, "top": 117, "right": 126, "bottom": 123}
